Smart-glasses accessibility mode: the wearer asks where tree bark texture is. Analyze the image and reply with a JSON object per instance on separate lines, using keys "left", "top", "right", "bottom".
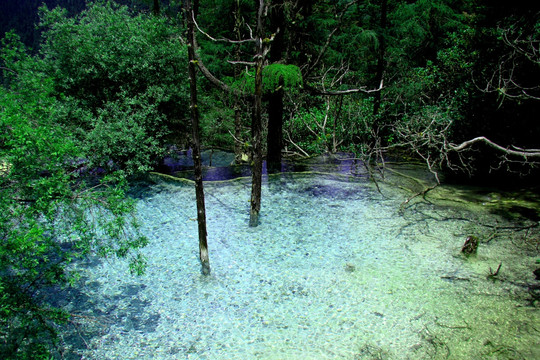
{"left": 186, "top": 0, "right": 210, "bottom": 275}
{"left": 373, "top": 0, "right": 387, "bottom": 115}
{"left": 249, "top": 0, "right": 266, "bottom": 227}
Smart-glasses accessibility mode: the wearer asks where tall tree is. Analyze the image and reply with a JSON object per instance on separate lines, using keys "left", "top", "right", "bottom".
{"left": 266, "top": 0, "right": 286, "bottom": 170}
{"left": 373, "top": 0, "right": 387, "bottom": 115}
{"left": 249, "top": 0, "right": 267, "bottom": 226}
{"left": 188, "top": 0, "right": 271, "bottom": 226}
{"left": 186, "top": 0, "right": 210, "bottom": 274}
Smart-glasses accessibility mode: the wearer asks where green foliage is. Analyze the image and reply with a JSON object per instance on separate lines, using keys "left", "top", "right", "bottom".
{"left": 389, "top": 0, "right": 466, "bottom": 63}
{"left": 227, "top": 64, "right": 303, "bottom": 95}
{"left": 286, "top": 96, "right": 377, "bottom": 155}
{"left": 1, "top": 32, "right": 147, "bottom": 359}
{"left": 85, "top": 90, "right": 168, "bottom": 174}
{"left": 37, "top": 0, "right": 189, "bottom": 174}
{"left": 286, "top": 107, "right": 330, "bottom": 154}
{"left": 199, "top": 97, "right": 237, "bottom": 149}
{"left": 263, "top": 64, "right": 303, "bottom": 93}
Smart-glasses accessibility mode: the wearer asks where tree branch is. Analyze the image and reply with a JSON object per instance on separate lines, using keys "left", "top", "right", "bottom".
{"left": 191, "top": 31, "right": 250, "bottom": 99}
{"left": 305, "top": 78, "right": 383, "bottom": 96}
{"left": 449, "top": 136, "right": 540, "bottom": 159}
{"left": 192, "top": 12, "right": 254, "bottom": 44}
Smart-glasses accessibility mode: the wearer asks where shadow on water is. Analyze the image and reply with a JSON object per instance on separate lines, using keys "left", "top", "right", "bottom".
{"left": 50, "top": 278, "right": 157, "bottom": 359}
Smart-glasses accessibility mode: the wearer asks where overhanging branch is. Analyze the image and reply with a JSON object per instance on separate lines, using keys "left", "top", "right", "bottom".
{"left": 449, "top": 136, "right": 540, "bottom": 159}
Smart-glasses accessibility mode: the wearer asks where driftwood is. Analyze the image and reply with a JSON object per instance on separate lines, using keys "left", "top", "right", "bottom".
{"left": 487, "top": 262, "right": 502, "bottom": 280}
{"left": 461, "top": 235, "right": 479, "bottom": 255}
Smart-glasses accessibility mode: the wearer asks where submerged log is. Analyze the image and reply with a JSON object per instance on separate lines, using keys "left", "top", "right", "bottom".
{"left": 461, "top": 235, "right": 479, "bottom": 255}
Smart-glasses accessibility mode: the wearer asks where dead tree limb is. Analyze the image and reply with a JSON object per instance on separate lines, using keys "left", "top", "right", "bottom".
{"left": 448, "top": 136, "right": 540, "bottom": 159}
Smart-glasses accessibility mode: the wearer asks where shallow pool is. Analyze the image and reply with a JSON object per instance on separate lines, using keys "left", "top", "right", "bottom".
{"left": 62, "top": 164, "right": 539, "bottom": 359}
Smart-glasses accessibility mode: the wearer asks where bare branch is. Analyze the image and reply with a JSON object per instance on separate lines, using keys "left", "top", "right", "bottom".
{"left": 305, "top": 78, "right": 383, "bottom": 96}
{"left": 0, "top": 66, "right": 17, "bottom": 75}
{"left": 476, "top": 19, "right": 540, "bottom": 102}
{"left": 449, "top": 136, "right": 540, "bottom": 159}
{"left": 227, "top": 60, "right": 256, "bottom": 66}
{"left": 192, "top": 12, "right": 254, "bottom": 44}
{"left": 284, "top": 129, "right": 310, "bottom": 157}
{"left": 190, "top": 25, "right": 250, "bottom": 99}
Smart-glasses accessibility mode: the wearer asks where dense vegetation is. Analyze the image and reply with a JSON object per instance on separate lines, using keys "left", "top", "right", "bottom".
{"left": 1, "top": 0, "right": 539, "bottom": 358}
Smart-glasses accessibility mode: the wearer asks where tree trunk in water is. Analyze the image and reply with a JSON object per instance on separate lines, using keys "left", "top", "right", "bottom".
{"left": 186, "top": 0, "right": 210, "bottom": 275}
{"left": 250, "top": 0, "right": 266, "bottom": 227}
{"left": 234, "top": 105, "right": 244, "bottom": 163}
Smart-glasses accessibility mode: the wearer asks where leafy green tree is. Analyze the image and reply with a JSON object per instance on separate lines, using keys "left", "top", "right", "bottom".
{"left": 1, "top": 32, "right": 148, "bottom": 358}
{"left": 38, "top": 0, "right": 189, "bottom": 175}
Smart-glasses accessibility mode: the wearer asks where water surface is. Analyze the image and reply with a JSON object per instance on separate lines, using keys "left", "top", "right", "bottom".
{"left": 62, "top": 158, "right": 539, "bottom": 359}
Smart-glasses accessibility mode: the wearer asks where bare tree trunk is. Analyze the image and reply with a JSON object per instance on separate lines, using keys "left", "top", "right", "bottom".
{"left": 332, "top": 95, "right": 344, "bottom": 152}
{"left": 373, "top": 0, "right": 387, "bottom": 115}
{"left": 249, "top": 0, "right": 266, "bottom": 227}
{"left": 233, "top": 0, "right": 245, "bottom": 164}
{"left": 153, "top": 0, "right": 160, "bottom": 16}
{"left": 234, "top": 105, "right": 244, "bottom": 163}
{"left": 186, "top": 0, "right": 210, "bottom": 275}
{"left": 266, "top": 0, "right": 285, "bottom": 171}
{"left": 266, "top": 76, "right": 284, "bottom": 171}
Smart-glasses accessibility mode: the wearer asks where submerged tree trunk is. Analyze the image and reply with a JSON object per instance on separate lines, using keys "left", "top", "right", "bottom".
{"left": 250, "top": 0, "right": 266, "bottom": 227}
{"left": 186, "top": 0, "right": 210, "bottom": 275}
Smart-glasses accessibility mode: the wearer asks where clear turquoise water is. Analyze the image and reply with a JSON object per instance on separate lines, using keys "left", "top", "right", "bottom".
{"left": 64, "top": 168, "right": 539, "bottom": 359}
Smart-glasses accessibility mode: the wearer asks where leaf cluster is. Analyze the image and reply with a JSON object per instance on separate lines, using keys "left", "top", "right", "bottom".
{"left": 227, "top": 63, "right": 303, "bottom": 94}
{"left": 37, "top": 0, "right": 189, "bottom": 174}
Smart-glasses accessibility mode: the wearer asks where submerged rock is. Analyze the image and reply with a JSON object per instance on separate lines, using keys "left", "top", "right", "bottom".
{"left": 344, "top": 263, "right": 356, "bottom": 273}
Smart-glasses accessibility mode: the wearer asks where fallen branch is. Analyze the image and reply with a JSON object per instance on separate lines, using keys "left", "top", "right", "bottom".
{"left": 487, "top": 262, "right": 503, "bottom": 280}
{"left": 401, "top": 183, "right": 439, "bottom": 209}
